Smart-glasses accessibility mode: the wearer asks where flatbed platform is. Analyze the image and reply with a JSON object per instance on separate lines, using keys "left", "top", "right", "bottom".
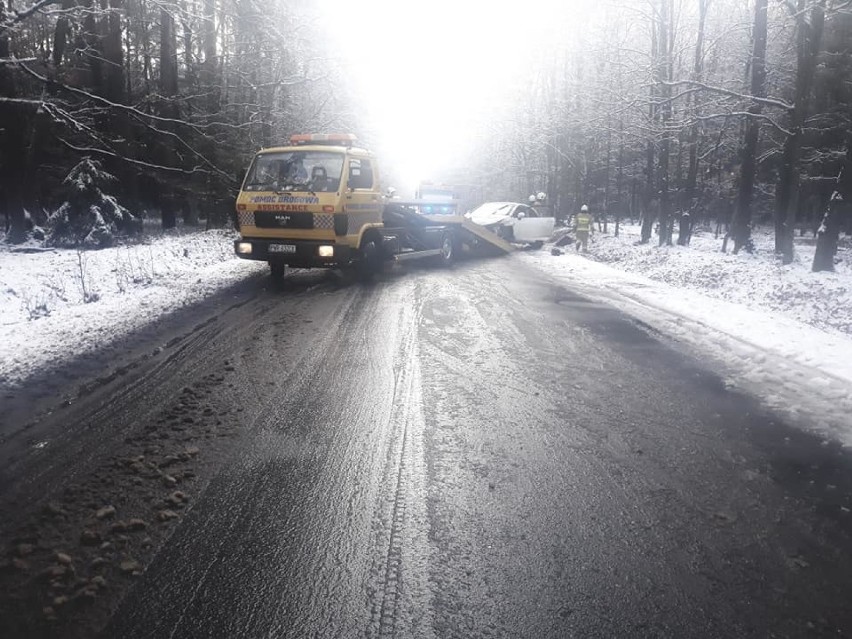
{"left": 383, "top": 202, "right": 514, "bottom": 258}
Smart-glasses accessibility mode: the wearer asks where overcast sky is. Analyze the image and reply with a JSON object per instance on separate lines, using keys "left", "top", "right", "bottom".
{"left": 317, "top": 0, "right": 598, "bottom": 191}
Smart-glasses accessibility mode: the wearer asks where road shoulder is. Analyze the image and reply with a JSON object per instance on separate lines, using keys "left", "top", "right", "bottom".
{"left": 520, "top": 251, "right": 852, "bottom": 446}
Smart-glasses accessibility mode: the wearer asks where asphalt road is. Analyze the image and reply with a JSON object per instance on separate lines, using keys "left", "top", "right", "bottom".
{"left": 3, "top": 256, "right": 852, "bottom": 638}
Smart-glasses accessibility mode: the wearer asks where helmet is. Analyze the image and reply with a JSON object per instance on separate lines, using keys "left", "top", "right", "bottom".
{"left": 581, "top": 205, "right": 589, "bottom": 212}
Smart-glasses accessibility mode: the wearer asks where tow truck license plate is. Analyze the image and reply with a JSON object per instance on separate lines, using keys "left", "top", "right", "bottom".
{"left": 269, "top": 244, "right": 296, "bottom": 254}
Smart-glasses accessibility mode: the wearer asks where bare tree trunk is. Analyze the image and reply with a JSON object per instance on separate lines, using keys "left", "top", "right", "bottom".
{"left": 682, "top": 0, "right": 708, "bottom": 245}
{"left": 0, "top": 0, "right": 28, "bottom": 242}
{"left": 202, "top": 0, "right": 219, "bottom": 112}
{"left": 51, "top": 0, "right": 75, "bottom": 69}
{"left": 731, "top": 0, "right": 768, "bottom": 254}
{"left": 80, "top": 0, "right": 103, "bottom": 93}
{"left": 103, "top": 0, "right": 124, "bottom": 103}
{"left": 140, "top": 0, "right": 152, "bottom": 95}
{"left": 678, "top": 212, "right": 693, "bottom": 245}
{"left": 640, "top": 15, "right": 657, "bottom": 245}
{"left": 102, "top": 0, "right": 136, "bottom": 202}
{"left": 160, "top": 9, "right": 179, "bottom": 101}
{"left": 159, "top": 7, "right": 179, "bottom": 229}
{"left": 812, "top": 192, "right": 843, "bottom": 272}
{"left": 813, "top": 138, "right": 852, "bottom": 272}
{"left": 777, "top": 0, "right": 826, "bottom": 263}
{"left": 182, "top": 8, "right": 195, "bottom": 96}
{"left": 657, "top": 0, "right": 674, "bottom": 246}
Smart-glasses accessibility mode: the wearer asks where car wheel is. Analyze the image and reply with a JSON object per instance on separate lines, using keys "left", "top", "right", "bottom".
{"left": 497, "top": 224, "right": 514, "bottom": 242}
{"left": 439, "top": 231, "right": 457, "bottom": 265}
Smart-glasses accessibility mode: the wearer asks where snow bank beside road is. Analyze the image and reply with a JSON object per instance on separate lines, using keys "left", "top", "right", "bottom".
{"left": 522, "top": 242, "right": 852, "bottom": 447}
{"left": 0, "top": 230, "right": 265, "bottom": 387}
{"left": 586, "top": 223, "right": 852, "bottom": 335}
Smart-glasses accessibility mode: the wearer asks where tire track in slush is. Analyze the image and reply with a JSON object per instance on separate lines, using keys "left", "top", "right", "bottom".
{"left": 369, "top": 278, "right": 434, "bottom": 639}
{"left": 100, "top": 281, "right": 392, "bottom": 639}
{"left": 0, "top": 291, "right": 282, "bottom": 521}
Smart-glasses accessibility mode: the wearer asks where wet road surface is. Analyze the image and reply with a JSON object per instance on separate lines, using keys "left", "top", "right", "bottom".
{"left": 3, "top": 256, "right": 852, "bottom": 638}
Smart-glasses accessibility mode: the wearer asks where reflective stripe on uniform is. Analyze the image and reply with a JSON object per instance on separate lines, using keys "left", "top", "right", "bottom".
{"left": 576, "top": 213, "right": 592, "bottom": 231}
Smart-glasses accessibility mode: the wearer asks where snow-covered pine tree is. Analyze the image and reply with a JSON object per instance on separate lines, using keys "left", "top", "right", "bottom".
{"left": 45, "top": 158, "right": 138, "bottom": 248}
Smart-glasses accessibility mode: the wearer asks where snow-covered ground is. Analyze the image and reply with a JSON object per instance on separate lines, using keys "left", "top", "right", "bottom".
{"left": 574, "top": 223, "right": 852, "bottom": 334}
{"left": 521, "top": 223, "right": 852, "bottom": 446}
{"left": 0, "top": 229, "right": 265, "bottom": 387}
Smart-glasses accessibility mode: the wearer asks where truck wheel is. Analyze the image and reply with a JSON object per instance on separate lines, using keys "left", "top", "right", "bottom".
{"left": 357, "top": 233, "right": 382, "bottom": 280}
{"left": 439, "top": 231, "right": 457, "bottom": 265}
{"left": 269, "top": 261, "right": 286, "bottom": 282}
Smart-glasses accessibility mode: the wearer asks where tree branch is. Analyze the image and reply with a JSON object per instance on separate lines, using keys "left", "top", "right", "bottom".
{"left": 0, "top": 56, "right": 37, "bottom": 64}
{"left": 688, "top": 111, "right": 794, "bottom": 136}
{"left": 654, "top": 79, "right": 794, "bottom": 111}
{"left": 57, "top": 138, "right": 220, "bottom": 176}
{"left": 17, "top": 61, "right": 246, "bottom": 132}
{"left": 0, "top": 96, "right": 43, "bottom": 105}
{"left": 0, "top": 0, "right": 60, "bottom": 35}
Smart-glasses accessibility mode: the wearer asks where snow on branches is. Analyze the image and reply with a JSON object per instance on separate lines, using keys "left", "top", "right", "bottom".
{"left": 45, "top": 158, "right": 139, "bottom": 248}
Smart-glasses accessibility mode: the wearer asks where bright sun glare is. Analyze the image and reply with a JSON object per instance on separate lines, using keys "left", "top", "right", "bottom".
{"left": 317, "top": 0, "right": 586, "bottom": 193}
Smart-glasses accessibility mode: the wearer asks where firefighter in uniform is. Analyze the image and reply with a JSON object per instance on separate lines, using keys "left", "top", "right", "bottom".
{"left": 574, "top": 204, "right": 593, "bottom": 252}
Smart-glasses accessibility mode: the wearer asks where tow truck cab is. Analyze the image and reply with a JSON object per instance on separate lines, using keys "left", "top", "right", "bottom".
{"left": 234, "top": 133, "right": 384, "bottom": 271}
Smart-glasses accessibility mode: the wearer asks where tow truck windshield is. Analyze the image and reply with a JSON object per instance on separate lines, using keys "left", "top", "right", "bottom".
{"left": 243, "top": 151, "right": 345, "bottom": 193}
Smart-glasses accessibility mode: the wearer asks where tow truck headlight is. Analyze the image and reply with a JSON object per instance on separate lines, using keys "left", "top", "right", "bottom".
{"left": 318, "top": 245, "right": 334, "bottom": 257}
{"left": 237, "top": 242, "right": 252, "bottom": 254}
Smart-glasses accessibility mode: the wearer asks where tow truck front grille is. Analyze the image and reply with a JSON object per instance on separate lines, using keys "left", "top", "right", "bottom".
{"left": 238, "top": 211, "right": 335, "bottom": 230}
{"left": 313, "top": 214, "right": 334, "bottom": 229}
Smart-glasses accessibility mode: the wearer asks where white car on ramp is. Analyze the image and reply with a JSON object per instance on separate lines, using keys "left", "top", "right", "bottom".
{"left": 467, "top": 202, "right": 555, "bottom": 246}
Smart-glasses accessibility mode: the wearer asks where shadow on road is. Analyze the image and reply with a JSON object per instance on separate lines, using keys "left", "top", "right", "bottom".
{"left": 2, "top": 253, "right": 510, "bottom": 450}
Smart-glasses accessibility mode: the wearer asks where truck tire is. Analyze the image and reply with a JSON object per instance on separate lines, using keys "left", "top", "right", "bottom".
{"left": 269, "top": 261, "right": 286, "bottom": 282}
{"left": 357, "top": 232, "right": 382, "bottom": 280}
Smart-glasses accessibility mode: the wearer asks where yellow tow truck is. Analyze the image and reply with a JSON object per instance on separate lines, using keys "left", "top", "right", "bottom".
{"left": 234, "top": 133, "right": 512, "bottom": 279}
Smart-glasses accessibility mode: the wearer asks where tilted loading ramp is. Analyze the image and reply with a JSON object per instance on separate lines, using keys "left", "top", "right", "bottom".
{"left": 384, "top": 202, "right": 514, "bottom": 257}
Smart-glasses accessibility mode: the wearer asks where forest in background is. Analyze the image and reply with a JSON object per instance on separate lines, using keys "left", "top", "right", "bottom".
{"left": 1, "top": 0, "right": 851, "bottom": 270}
{"left": 0, "top": 0, "right": 360, "bottom": 244}
{"left": 464, "top": 0, "right": 852, "bottom": 268}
